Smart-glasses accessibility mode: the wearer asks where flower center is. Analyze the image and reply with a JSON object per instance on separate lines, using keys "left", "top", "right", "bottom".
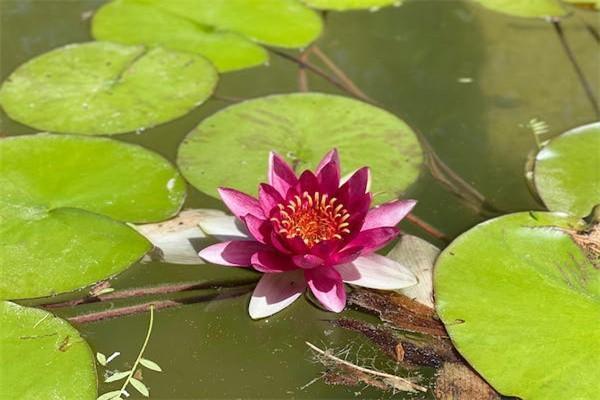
{"left": 270, "top": 191, "right": 351, "bottom": 247}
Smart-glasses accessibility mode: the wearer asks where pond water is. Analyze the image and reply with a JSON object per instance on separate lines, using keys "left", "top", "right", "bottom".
{"left": 1, "top": 1, "right": 598, "bottom": 399}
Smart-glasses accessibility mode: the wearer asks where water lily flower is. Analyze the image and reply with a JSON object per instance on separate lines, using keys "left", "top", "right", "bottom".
{"left": 199, "top": 150, "right": 418, "bottom": 319}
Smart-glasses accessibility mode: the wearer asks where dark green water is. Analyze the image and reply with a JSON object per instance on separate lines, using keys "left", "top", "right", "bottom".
{"left": 1, "top": 1, "right": 598, "bottom": 398}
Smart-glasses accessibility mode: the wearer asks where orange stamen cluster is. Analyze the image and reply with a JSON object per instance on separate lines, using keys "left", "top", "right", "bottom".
{"left": 270, "top": 191, "right": 351, "bottom": 247}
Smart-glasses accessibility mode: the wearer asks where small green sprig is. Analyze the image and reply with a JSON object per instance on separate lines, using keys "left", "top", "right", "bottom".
{"left": 97, "top": 305, "right": 162, "bottom": 400}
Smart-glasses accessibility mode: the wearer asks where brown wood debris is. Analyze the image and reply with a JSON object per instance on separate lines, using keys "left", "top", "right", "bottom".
{"left": 434, "top": 362, "right": 500, "bottom": 400}
{"left": 347, "top": 288, "right": 448, "bottom": 337}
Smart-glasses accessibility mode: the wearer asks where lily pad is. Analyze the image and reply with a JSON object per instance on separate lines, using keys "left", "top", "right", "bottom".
{"left": 301, "top": 0, "right": 401, "bottom": 10}
{"left": 475, "top": 0, "right": 567, "bottom": 17}
{"left": 0, "top": 133, "right": 188, "bottom": 298}
{"left": 533, "top": 122, "right": 600, "bottom": 218}
{"left": 1, "top": 134, "right": 185, "bottom": 222}
{"left": 177, "top": 93, "right": 423, "bottom": 204}
{"left": 0, "top": 301, "right": 97, "bottom": 399}
{"left": 93, "top": 0, "right": 321, "bottom": 67}
{"left": 92, "top": 0, "right": 267, "bottom": 72}
{"left": 0, "top": 41, "right": 217, "bottom": 135}
{"left": 434, "top": 212, "right": 598, "bottom": 400}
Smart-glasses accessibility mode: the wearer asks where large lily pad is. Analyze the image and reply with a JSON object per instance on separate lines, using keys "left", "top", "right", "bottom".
{"left": 93, "top": 0, "right": 321, "bottom": 69}
{"left": 92, "top": 0, "right": 267, "bottom": 72}
{"left": 301, "top": 0, "right": 401, "bottom": 10}
{"left": 434, "top": 212, "right": 598, "bottom": 400}
{"left": 533, "top": 122, "right": 600, "bottom": 218}
{"left": 0, "top": 133, "right": 188, "bottom": 298}
{"left": 0, "top": 41, "right": 217, "bottom": 135}
{"left": 0, "top": 301, "right": 97, "bottom": 399}
{"left": 475, "top": 0, "right": 567, "bottom": 17}
{"left": 177, "top": 93, "right": 423, "bottom": 204}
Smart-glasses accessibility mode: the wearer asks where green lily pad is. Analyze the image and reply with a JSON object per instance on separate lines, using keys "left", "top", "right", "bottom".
{"left": 1, "top": 134, "right": 186, "bottom": 223}
{"left": 0, "top": 41, "right": 217, "bottom": 135}
{"left": 301, "top": 0, "right": 401, "bottom": 10}
{"left": 475, "top": 0, "right": 567, "bottom": 17}
{"left": 93, "top": 0, "right": 321, "bottom": 65}
{"left": 0, "top": 133, "right": 189, "bottom": 299}
{"left": 177, "top": 93, "right": 423, "bottom": 204}
{"left": 92, "top": 0, "right": 267, "bottom": 72}
{"left": 533, "top": 122, "right": 600, "bottom": 218}
{"left": 434, "top": 212, "right": 598, "bottom": 400}
{"left": 142, "top": 0, "right": 322, "bottom": 48}
{"left": 0, "top": 301, "right": 97, "bottom": 399}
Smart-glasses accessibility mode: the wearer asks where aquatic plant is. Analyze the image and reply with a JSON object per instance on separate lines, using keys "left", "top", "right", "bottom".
{"left": 199, "top": 149, "right": 418, "bottom": 318}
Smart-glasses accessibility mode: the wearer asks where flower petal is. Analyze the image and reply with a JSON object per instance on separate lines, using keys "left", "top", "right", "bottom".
{"left": 268, "top": 152, "right": 297, "bottom": 196}
{"left": 315, "top": 148, "right": 340, "bottom": 175}
{"left": 197, "top": 213, "right": 250, "bottom": 241}
{"left": 258, "top": 183, "right": 284, "bottom": 214}
{"left": 296, "top": 170, "right": 320, "bottom": 194}
{"left": 339, "top": 167, "right": 370, "bottom": 199}
{"left": 336, "top": 254, "right": 417, "bottom": 290}
{"left": 305, "top": 267, "right": 346, "bottom": 312}
{"left": 343, "top": 227, "right": 400, "bottom": 254}
{"left": 218, "top": 188, "right": 264, "bottom": 220}
{"left": 292, "top": 254, "right": 324, "bottom": 269}
{"left": 251, "top": 250, "right": 296, "bottom": 272}
{"left": 316, "top": 162, "right": 340, "bottom": 195}
{"left": 340, "top": 167, "right": 371, "bottom": 192}
{"left": 243, "top": 214, "right": 270, "bottom": 244}
{"left": 362, "top": 199, "right": 417, "bottom": 230}
{"left": 248, "top": 270, "right": 306, "bottom": 319}
{"left": 198, "top": 240, "right": 264, "bottom": 266}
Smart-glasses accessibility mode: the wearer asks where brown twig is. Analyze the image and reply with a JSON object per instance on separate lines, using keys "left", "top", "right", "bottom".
{"left": 268, "top": 48, "right": 364, "bottom": 100}
{"left": 298, "top": 47, "right": 312, "bottom": 92}
{"left": 311, "top": 46, "right": 376, "bottom": 104}
{"left": 405, "top": 213, "right": 449, "bottom": 243}
{"left": 40, "top": 278, "right": 259, "bottom": 309}
{"left": 212, "top": 94, "right": 246, "bottom": 103}
{"left": 551, "top": 18, "right": 600, "bottom": 117}
{"left": 66, "top": 284, "right": 255, "bottom": 324}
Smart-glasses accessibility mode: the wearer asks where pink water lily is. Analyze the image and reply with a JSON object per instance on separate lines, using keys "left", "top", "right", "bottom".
{"left": 199, "top": 149, "right": 418, "bottom": 319}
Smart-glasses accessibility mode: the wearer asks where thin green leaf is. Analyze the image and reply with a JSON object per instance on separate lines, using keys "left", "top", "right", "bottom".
{"left": 96, "top": 352, "right": 107, "bottom": 366}
{"left": 130, "top": 377, "right": 149, "bottom": 397}
{"left": 139, "top": 358, "right": 162, "bottom": 372}
{"left": 96, "top": 390, "right": 122, "bottom": 400}
{"left": 104, "top": 371, "right": 130, "bottom": 383}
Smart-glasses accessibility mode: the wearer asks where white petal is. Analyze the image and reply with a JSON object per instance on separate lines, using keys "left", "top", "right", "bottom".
{"left": 197, "top": 211, "right": 250, "bottom": 241}
{"left": 248, "top": 270, "right": 306, "bottom": 319}
{"left": 386, "top": 234, "right": 440, "bottom": 308}
{"left": 337, "top": 254, "right": 417, "bottom": 290}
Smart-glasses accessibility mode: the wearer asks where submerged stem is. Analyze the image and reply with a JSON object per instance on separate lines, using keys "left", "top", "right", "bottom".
{"left": 551, "top": 18, "right": 600, "bottom": 118}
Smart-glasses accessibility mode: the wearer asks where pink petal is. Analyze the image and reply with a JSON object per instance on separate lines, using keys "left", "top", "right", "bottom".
{"left": 362, "top": 199, "right": 417, "bottom": 230}
{"left": 336, "top": 254, "right": 417, "bottom": 290}
{"left": 296, "top": 170, "right": 319, "bottom": 194}
{"left": 292, "top": 254, "right": 324, "bottom": 269}
{"left": 315, "top": 149, "right": 340, "bottom": 175}
{"left": 330, "top": 246, "right": 363, "bottom": 265}
{"left": 343, "top": 227, "right": 400, "bottom": 254}
{"left": 251, "top": 250, "right": 296, "bottom": 272}
{"left": 340, "top": 168, "right": 371, "bottom": 192}
{"left": 248, "top": 270, "right": 306, "bottom": 319}
{"left": 198, "top": 240, "right": 264, "bottom": 266}
{"left": 305, "top": 267, "right": 346, "bottom": 312}
{"left": 339, "top": 167, "right": 370, "bottom": 199}
{"left": 218, "top": 188, "right": 264, "bottom": 220}
{"left": 243, "top": 214, "right": 270, "bottom": 244}
{"left": 268, "top": 152, "right": 297, "bottom": 196}
{"left": 316, "top": 162, "right": 340, "bottom": 195}
{"left": 258, "top": 183, "right": 283, "bottom": 214}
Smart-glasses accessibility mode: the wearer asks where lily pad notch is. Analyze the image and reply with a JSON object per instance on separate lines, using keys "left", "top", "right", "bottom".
{"left": 0, "top": 41, "right": 218, "bottom": 135}
{"left": 0, "top": 134, "right": 186, "bottom": 299}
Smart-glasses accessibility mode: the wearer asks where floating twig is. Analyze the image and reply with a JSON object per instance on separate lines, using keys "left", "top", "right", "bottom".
{"left": 306, "top": 341, "right": 427, "bottom": 393}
